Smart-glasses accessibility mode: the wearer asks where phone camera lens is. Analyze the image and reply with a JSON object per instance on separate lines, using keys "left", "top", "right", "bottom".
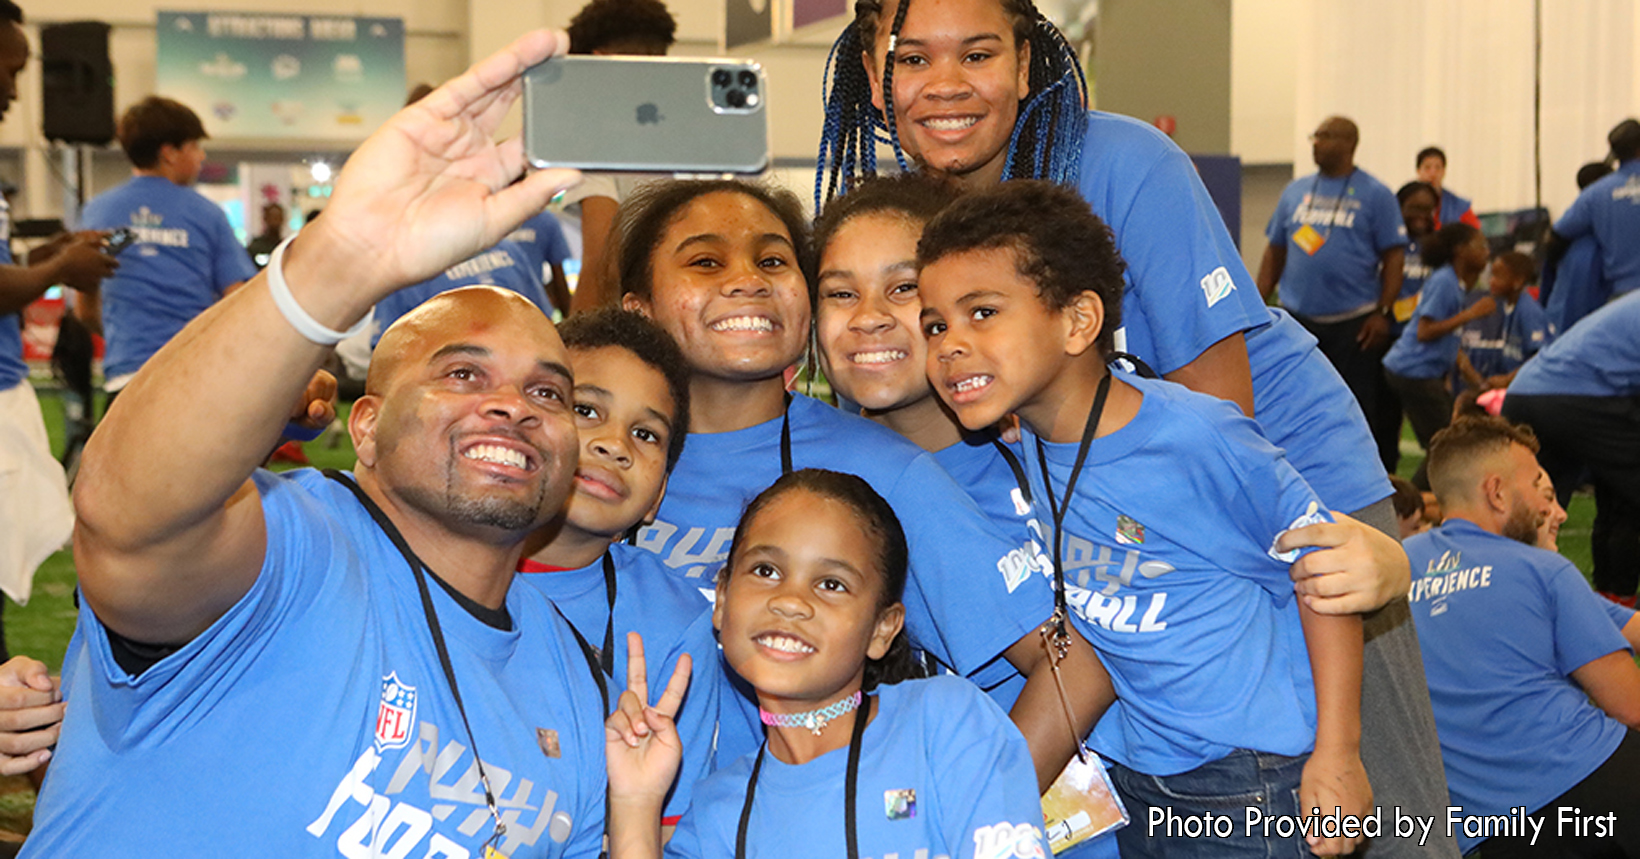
{"left": 712, "top": 69, "right": 732, "bottom": 87}
{"left": 738, "top": 70, "right": 758, "bottom": 88}
{"left": 726, "top": 89, "right": 747, "bottom": 108}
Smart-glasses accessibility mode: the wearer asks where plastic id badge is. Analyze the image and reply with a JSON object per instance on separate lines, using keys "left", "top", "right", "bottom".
{"left": 1392, "top": 294, "right": 1419, "bottom": 323}
{"left": 1041, "top": 751, "right": 1129, "bottom": 853}
{"left": 1291, "top": 224, "right": 1326, "bottom": 256}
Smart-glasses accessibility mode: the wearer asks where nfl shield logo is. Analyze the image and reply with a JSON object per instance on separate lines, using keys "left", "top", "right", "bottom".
{"left": 376, "top": 673, "right": 417, "bottom": 751}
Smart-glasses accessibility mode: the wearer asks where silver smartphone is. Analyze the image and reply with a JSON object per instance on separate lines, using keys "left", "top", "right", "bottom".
{"left": 523, "top": 56, "right": 770, "bottom": 174}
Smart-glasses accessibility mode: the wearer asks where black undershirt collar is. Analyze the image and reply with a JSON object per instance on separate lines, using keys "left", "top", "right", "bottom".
{"left": 426, "top": 567, "right": 514, "bottom": 631}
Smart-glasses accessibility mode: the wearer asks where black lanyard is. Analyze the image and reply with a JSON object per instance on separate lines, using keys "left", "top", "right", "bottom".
{"left": 779, "top": 392, "right": 793, "bottom": 475}
{"left": 1029, "top": 373, "right": 1112, "bottom": 645}
{"left": 325, "top": 470, "right": 508, "bottom": 851}
{"left": 599, "top": 551, "right": 617, "bottom": 676}
{"left": 735, "top": 695, "right": 872, "bottom": 859}
{"left": 1305, "top": 168, "right": 1357, "bottom": 242}
{"left": 1106, "top": 351, "right": 1159, "bottom": 381}
{"left": 990, "top": 360, "right": 1148, "bottom": 526}
{"left": 544, "top": 551, "right": 618, "bottom": 859}
{"left": 548, "top": 550, "right": 618, "bottom": 716}
{"left": 992, "top": 438, "right": 1035, "bottom": 510}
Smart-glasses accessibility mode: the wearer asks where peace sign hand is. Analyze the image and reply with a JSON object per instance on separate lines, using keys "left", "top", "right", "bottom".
{"left": 606, "top": 632, "right": 692, "bottom": 808}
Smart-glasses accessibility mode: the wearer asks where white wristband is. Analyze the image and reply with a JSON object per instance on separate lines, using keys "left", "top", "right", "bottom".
{"left": 266, "top": 235, "right": 374, "bottom": 346}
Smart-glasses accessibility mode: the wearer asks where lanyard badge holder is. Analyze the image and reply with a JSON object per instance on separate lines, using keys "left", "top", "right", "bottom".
{"left": 1291, "top": 170, "right": 1356, "bottom": 256}
{"left": 998, "top": 375, "right": 1130, "bottom": 853}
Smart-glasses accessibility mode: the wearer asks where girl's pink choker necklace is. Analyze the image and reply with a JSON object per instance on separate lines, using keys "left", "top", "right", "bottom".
{"left": 758, "top": 691, "right": 863, "bottom": 736}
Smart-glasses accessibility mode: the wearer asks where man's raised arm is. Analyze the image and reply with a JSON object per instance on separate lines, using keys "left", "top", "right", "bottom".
{"left": 73, "top": 30, "right": 582, "bottom": 644}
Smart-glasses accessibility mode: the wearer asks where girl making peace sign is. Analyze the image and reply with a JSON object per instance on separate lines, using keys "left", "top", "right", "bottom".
{"left": 607, "top": 469, "right": 1048, "bottom": 859}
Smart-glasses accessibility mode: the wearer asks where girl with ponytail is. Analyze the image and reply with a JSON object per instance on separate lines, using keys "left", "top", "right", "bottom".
{"left": 1383, "top": 223, "right": 1497, "bottom": 489}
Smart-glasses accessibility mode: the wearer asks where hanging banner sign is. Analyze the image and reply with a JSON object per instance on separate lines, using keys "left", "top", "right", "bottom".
{"left": 156, "top": 11, "right": 406, "bottom": 141}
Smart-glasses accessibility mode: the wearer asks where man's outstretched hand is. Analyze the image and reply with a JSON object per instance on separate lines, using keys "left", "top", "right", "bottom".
{"left": 284, "top": 30, "right": 583, "bottom": 305}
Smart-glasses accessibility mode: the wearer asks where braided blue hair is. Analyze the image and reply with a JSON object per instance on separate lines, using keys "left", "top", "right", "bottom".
{"left": 814, "top": 0, "right": 1088, "bottom": 212}
{"left": 1001, "top": 13, "right": 1088, "bottom": 184}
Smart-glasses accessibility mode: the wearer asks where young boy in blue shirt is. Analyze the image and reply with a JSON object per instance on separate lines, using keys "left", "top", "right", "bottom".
{"left": 516, "top": 307, "right": 720, "bottom": 828}
{"left": 80, "top": 96, "right": 258, "bottom": 395}
{"left": 917, "top": 180, "right": 1370, "bottom": 858}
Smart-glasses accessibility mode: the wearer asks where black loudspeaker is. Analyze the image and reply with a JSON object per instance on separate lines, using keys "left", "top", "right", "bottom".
{"left": 41, "top": 22, "right": 115, "bottom": 145}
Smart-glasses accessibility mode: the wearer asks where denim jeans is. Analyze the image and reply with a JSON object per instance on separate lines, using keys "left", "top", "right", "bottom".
{"left": 1111, "top": 749, "right": 1311, "bottom": 859}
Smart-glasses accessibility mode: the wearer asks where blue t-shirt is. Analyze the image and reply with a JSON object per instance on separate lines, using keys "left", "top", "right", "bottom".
{"left": 1405, "top": 519, "right": 1630, "bottom": 850}
{"left": 80, "top": 176, "right": 258, "bottom": 380}
{"left": 1542, "top": 235, "right": 1608, "bottom": 334}
{"left": 667, "top": 676, "right": 1046, "bottom": 859}
{"left": 640, "top": 394, "right": 1052, "bottom": 670}
{"left": 1072, "top": 112, "right": 1390, "bottom": 515}
{"left": 26, "top": 469, "right": 606, "bottom": 858}
{"left": 1075, "top": 112, "right": 1266, "bottom": 377}
{"left": 1604, "top": 599, "right": 1637, "bottom": 633}
{"left": 1509, "top": 291, "right": 1640, "bottom": 397}
{"left": 516, "top": 543, "right": 718, "bottom": 821}
{"left": 1241, "top": 309, "right": 1391, "bottom": 514}
{"left": 373, "top": 240, "right": 551, "bottom": 346}
{"left": 1265, "top": 169, "right": 1407, "bottom": 318}
{"left": 506, "top": 211, "right": 573, "bottom": 280}
{"left": 1026, "top": 375, "right": 1331, "bottom": 776}
{"left": 1394, "top": 239, "right": 1432, "bottom": 328}
{"left": 0, "top": 197, "right": 22, "bottom": 391}
{"left": 1384, "top": 265, "right": 1466, "bottom": 379}
{"left": 1555, "top": 159, "right": 1640, "bottom": 296}
{"left": 928, "top": 434, "right": 1046, "bottom": 706}
{"left": 1459, "top": 290, "right": 1552, "bottom": 380}
{"left": 932, "top": 435, "right": 1125, "bottom": 859}
{"left": 639, "top": 394, "right": 1055, "bottom": 761}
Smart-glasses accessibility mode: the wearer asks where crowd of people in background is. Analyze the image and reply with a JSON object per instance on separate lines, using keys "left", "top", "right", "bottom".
{"left": 1259, "top": 110, "right": 1640, "bottom": 618}
{"left": 0, "top": 0, "right": 1636, "bottom": 856}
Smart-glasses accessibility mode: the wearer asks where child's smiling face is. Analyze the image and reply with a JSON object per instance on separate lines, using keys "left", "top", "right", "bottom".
{"left": 624, "top": 191, "right": 809, "bottom": 386}
{"left": 815, "top": 213, "right": 935, "bottom": 412}
{"left": 918, "top": 245, "right": 1079, "bottom": 433}
{"left": 865, "top": 0, "right": 1031, "bottom": 188}
{"left": 713, "top": 488, "right": 904, "bottom": 713}
{"left": 560, "top": 345, "right": 677, "bottom": 540}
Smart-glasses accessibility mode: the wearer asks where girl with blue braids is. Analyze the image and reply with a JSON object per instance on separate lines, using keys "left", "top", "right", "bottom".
{"left": 816, "top": 2, "right": 1461, "bottom": 855}
{"left": 814, "top": 0, "right": 1085, "bottom": 202}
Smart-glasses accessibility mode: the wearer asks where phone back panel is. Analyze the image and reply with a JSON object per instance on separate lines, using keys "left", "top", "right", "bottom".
{"left": 523, "top": 57, "right": 769, "bottom": 174}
